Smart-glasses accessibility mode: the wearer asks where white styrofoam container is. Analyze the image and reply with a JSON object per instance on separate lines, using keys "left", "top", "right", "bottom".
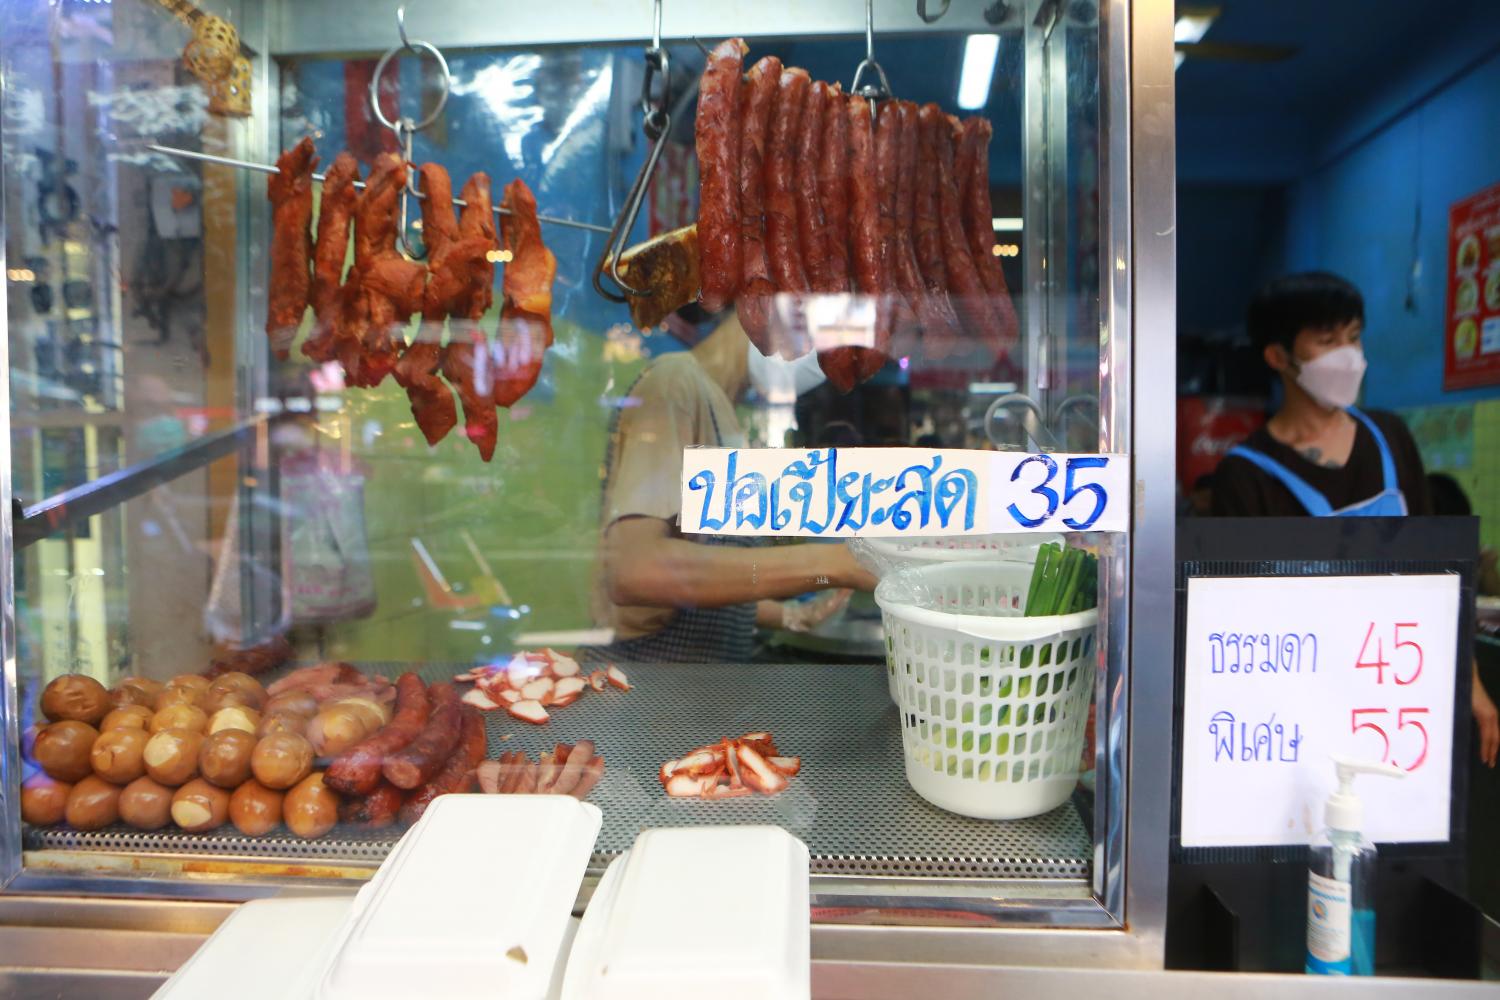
{"left": 153, "top": 897, "right": 354, "bottom": 1000}
{"left": 561, "top": 825, "right": 810, "bottom": 1000}
{"left": 318, "top": 794, "right": 601, "bottom": 1000}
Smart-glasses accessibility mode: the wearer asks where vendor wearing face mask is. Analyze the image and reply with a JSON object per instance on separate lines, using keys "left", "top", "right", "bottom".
{"left": 583, "top": 308, "right": 877, "bottom": 665}
{"left": 1212, "top": 272, "right": 1432, "bottom": 518}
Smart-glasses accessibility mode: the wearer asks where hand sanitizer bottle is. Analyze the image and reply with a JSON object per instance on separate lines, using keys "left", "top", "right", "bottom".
{"left": 1305, "top": 756, "right": 1405, "bottom": 976}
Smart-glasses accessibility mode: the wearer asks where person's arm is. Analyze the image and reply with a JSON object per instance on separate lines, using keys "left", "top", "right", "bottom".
{"left": 1475, "top": 660, "right": 1498, "bottom": 769}
{"left": 604, "top": 515, "right": 876, "bottom": 610}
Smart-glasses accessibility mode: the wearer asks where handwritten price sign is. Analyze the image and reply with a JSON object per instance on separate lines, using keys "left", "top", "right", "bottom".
{"left": 679, "top": 447, "right": 1129, "bottom": 537}
{"left": 1180, "top": 575, "right": 1460, "bottom": 848}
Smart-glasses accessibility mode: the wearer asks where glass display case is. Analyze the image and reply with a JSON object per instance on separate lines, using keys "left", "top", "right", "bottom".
{"left": 0, "top": 0, "right": 1176, "bottom": 972}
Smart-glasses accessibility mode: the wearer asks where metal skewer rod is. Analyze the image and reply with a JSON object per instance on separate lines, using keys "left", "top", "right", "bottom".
{"left": 145, "top": 143, "right": 612, "bottom": 235}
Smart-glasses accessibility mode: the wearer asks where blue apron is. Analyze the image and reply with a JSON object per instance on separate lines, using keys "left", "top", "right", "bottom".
{"left": 1225, "top": 407, "right": 1408, "bottom": 517}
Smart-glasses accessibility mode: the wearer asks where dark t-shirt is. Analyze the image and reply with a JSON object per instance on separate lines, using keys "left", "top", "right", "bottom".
{"left": 1212, "top": 409, "right": 1432, "bottom": 517}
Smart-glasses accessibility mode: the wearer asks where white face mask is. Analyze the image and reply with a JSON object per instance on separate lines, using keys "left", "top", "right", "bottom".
{"left": 745, "top": 345, "right": 827, "bottom": 403}
{"left": 1293, "top": 344, "right": 1366, "bottom": 410}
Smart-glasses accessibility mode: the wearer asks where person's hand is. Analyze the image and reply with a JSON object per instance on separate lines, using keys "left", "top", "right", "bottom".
{"left": 782, "top": 589, "right": 853, "bottom": 633}
{"left": 1474, "top": 664, "right": 1499, "bottom": 769}
{"left": 822, "top": 543, "right": 878, "bottom": 592}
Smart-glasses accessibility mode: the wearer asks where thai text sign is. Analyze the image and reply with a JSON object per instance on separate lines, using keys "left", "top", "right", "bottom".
{"left": 679, "top": 447, "right": 1129, "bottom": 537}
{"left": 1181, "top": 575, "right": 1460, "bottom": 848}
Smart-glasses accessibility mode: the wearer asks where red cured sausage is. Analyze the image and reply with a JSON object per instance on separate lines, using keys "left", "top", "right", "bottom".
{"left": 960, "top": 117, "right": 1019, "bottom": 353}
{"left": 765, "top": 68, "right": 811, "bottom": 297}
{"left": 795, "top": 81, "right": 839, "bottom": 294}
{"left": 696, "top": 38, "right": 747, "bottom": 313}
{"left": 266, "top": 138, "right": 317, "bottom": 360}
{"left": 889, "top": 102, "right": 963, "bottom": 360}
{"left": 874, "top": 101, "right": 918, "bottom": 351}
{"left": 338, "top": 779, "right": 405, "bottom": 829}
{"left": 325, "top": 673, "right": 429, "bottom": 796}
{"left": 833, "top": 96, "right": 890, "bottom": 393}
{"left": 398, "top": 705, "right": 486, "bottom": 825}
{"left": 912, "top": 107, "right": 948, "bottom": 296}
{"left": 922, "top": 103, "right": 1007, "bottom": 361}
{"left": 304, "top": 153, "right": 359, "bottom": 364}
{"left": 382, "top": 683, "right": 463, "bottom": 790}
{"left": 737, "top": 55, "right": 782, "bottom": 353}
{"left": 816, "top": 83, "right": 851, "bottom": 291}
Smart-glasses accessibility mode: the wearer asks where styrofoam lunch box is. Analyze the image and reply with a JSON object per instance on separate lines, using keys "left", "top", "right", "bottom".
{"left": 318, "top": 794, "right": 601, "bottom": 1000}
{"left": 561, "top": 825, "right": 810, "bottom": 1000}
{"left": 158, "top": 795, "right": 601, "bottom": 999}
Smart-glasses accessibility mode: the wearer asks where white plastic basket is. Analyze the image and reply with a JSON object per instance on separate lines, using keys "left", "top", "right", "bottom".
{"left": 874, "top": 561, "right": 1097, "bottom": 820}
{"left": 857, "top": 533, "right": 1064, "bottom": 579}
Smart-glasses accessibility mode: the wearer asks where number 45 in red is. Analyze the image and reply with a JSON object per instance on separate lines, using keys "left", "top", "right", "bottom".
{"left": 1355, "top": 622, "right": 1423, "bottom": 686}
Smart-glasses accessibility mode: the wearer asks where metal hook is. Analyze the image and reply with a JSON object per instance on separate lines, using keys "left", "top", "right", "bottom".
{"left": 594, "top": 0, "right": 673, "bottom": 302}
{"left": 916, "top": 0, "right": 951, "bottom": 24}
{"left": 396, "top": 3, "right": 413, "bottom": 50}
{"left": 850, "top": 0, "right": 892, "bottom": 105}
{"left": 395, "top": 121, "right": 425, "bottom": 259}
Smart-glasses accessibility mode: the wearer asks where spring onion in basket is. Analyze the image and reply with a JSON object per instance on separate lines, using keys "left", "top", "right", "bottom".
{"left": 1023, "top": 544, "right": 1098, "bottom": 617}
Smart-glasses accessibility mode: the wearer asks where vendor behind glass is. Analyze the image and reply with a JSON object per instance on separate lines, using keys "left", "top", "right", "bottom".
{"left": 1212, "top": 272, "right": 1431, "bottom": 517}
{"left": 1212, "top": 271, "right": 1497, "bottom": 766}
{"left": 584, "top": 309, "right": 877, "bottom": 665}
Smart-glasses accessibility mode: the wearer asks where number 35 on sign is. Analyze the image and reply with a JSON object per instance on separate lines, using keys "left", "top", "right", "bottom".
{"left": 1181, "top": 574, "right": 1461, "bottom": 849}
{"left": 678, "top": 447, "right": 1130, "bottom": 537}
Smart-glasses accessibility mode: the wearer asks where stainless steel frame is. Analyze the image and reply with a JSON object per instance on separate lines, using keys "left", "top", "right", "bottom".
{"left": 0, "top": 0, "right": 1178, "bottom": 975}
{"left": 0, "top": 49, "right": 21, "bottom": 894}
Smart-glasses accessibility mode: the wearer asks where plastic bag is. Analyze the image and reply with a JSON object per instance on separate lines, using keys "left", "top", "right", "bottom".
{"left": 280, "top": 450, "right": 376, "bottom": 623}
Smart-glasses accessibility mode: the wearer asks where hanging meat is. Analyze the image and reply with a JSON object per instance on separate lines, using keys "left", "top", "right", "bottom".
{"left": 265, "top": 136, "right": 317, "bottom": 360}
{"left": 763, "top": 67, "right": 810, "bottom": 300}
{"left": 441, "top": 173, "right": 499, "bottom": 461}
{"left": 695, "top": 38, "right": 747, "bottom": 314}
{"left": 839, "top": 96, "right": 891, "bottom": 392}
{"left": 391, "top": 163, "right": 461, "bottom": 447}
{"left": 493, "top": 177, "right": 557, "bottom": 409}
{"left": 880, "top": 101, "right": 961, "bottom": 365}
{"left": 958, "top": 117, "right": 1019, "bottom": 356}
{"left": 736, "top": 54, "right": 782, "bottom": 353}
{"left": 923, "top": 104, "right": 1009, "bottom": 364}
{"left": 682, "top": 40, "right": 1022, "bottom": 388}
{"left": 302, "top": 151, "right": 359, "bottom": 365}
{"left": 344, "top": 153, "right": 425, "bottom": 388}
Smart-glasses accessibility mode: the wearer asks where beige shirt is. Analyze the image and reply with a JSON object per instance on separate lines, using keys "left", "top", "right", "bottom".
{"left": 592, "top": 353, "right": 745, "bottom": 639}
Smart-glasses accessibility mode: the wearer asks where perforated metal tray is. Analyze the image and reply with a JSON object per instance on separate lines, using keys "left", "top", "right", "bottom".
{"left": 30, "top": 662, "right": 1092, "bottom": 880}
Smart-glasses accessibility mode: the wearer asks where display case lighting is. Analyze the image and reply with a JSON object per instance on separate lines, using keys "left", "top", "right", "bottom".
{"left": 1174, "top": 6, "right": 1219, "bottom": 70}
{"left": 957, "top": 34, "right": 1000, "bottom": 110}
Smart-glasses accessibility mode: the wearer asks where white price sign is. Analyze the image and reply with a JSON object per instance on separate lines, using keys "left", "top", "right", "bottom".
{"left": 678, "top": 447, "right": 1129, "bottom": 537}
{"left": 1180, "top": 574, "right": 1461, "bottom": 848}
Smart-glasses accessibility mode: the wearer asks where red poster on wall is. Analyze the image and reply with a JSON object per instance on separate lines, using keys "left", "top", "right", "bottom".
{"left": 1444, "top": 181, "right": 1500, "bottom": 391}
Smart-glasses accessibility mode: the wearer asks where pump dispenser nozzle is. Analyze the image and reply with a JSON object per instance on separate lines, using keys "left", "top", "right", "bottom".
{"left": 1326, "top": 755, "right": 1405, "bottom": 832}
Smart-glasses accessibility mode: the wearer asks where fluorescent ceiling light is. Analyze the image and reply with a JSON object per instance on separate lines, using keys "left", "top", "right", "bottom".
{"left": 1174, "top": 5, "right": 1218, "bottom": 70}
{"left": 991, "top": 216, "right": 1023, "bottom": 231}
{"left": 1173, "top": 9, "right": 1217, "bottom": 44}
{"left": 957, "top": 34, "right": 999, "bottom": 110}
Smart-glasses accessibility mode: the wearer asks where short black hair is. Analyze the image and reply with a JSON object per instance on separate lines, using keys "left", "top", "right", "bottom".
{"left": 1246, "top": 272, "right": 1364, "bottom": 355}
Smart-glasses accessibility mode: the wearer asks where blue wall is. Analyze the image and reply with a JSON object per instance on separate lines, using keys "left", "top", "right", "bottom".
{"left": 1277, "top": 46, "right": 1500, "bottom": 410}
